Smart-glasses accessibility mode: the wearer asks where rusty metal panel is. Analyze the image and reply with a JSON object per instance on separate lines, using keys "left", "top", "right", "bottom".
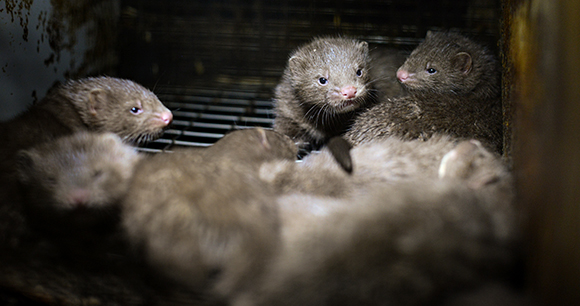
{"left": 504, "top": 0, "right": 580, "bottom": 304}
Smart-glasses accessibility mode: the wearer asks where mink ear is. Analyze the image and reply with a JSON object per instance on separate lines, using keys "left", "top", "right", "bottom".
{"left": 15, "top": 150, "right": 38, "bottom": 184}
{"left": 425, "top": 30, "right": 434, "bottom": 39}
{"left": 255, "top": 127, "right": 271, "bottom": 150}
{"left": 358, "top": 41, "right": 369, "bottom": 54}
{"left": 288, "top": 55, "right": 305, "bottom": 75}
{"left": 453, "top": 52, "right": 473, "bottom": 74}
{"left": 88, "top": 89, "right": 108, "bottom": 116}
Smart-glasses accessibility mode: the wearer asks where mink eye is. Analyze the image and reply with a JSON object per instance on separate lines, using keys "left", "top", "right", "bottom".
{"left": 356, "top": 69, "right": 363, "bottom": 77}
{"left": 318, "top": 77, "right": 328, "bottom": 86}
{"left": 426, "top": 68, "right": 437, "bottom": 74}
{"left": 130, "top": 107, "right": 143, "bottom": 115}
{"left": 93, "top": 170, "right": 104, "bottom": 179}
{"left": 45, "top": 176, "right": 57, "bottom": 185}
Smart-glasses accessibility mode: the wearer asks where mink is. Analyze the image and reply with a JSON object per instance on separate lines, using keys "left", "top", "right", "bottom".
{"left": 344, "top": 31, "right": 503, "bottom": 153}
{"left": 259, "top": 134, "right": 461, "bottom": 198}
{"left": 0, "top": 132, "right": 155, "bottom": 306}
{"left": 272, "top": 37, "right": 376, "bottom": 149}
{"left": 15, "top": 132, "right": 142, "bottom": 241}
{"left": 122, "top": 128, "right": 297, "bottom": 301}
{"left": 236, "top": 138, "right": 518, "bottom": 306}
{"left": 0, "top": 76, "right": 171, "bottom": 191}
{"left": 0, "top": 76, "right": 172, "bottom": 248}
{"left": 0, "top": 76, "right": 172, "bottom": 173}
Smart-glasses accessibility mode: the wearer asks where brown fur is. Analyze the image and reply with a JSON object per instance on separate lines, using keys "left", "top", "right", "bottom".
{"left": 122, "top": 128, "right": 296, "bottom": 301}
{"left": 16, "top": 132, "right": 142, "bottom": 240}
{"left": 0, "top": 132, "right": 155, "bottom": 306}
{"left": 0, "top": 76, "right": 171, "bottom": 173}
{"left": 236, "top": 139, "right": 517, "bottom": 306}
{"left": 0, "top": 76, "right": 171, "bottom": 248}
{"left": 259, "top": 134, "right": 460, "bottom": 198}
{"left": 345, "top": 32, "right": 503, "bottom": 153}
{"left": 273, "top": 37, "right": 376, "bottom": 148}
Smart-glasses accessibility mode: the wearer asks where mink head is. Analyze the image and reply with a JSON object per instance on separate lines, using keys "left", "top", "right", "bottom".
{"left": 286, "top": 37, "right": 373, "bottom": 114}
{"left": 16, "top": 132, "right": 141, "bottom": 227}
{"left": 61, "top": 77, "right": 174, "bottom": 144}
{"left": 396, "top": 31, "right": 500, "bottom": 99}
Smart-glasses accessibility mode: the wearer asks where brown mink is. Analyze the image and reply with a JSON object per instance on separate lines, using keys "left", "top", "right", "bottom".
{"left": 273, "top": 37, "right": 376, "bottom": 149}
{"left": 16, "top": 132, "right": 142, "bottom": 241}
{"left": 235, "top": 139, "right": 517, "bottom": 306}
{"left": 345, "top": 31, "right": 503, "bottom": 153}
{"left": 0, "top": 76, "right": 172, "bottom": 170}
{"left": 122, "top": 128, "right": 296, "bottom": 302}
{"left": 2, "top": 132, "right": 212, "bottom": 306}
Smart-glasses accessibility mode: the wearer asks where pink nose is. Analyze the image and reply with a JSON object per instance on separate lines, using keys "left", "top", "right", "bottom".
{"left": 68, "top": 189, "right": 90, "bottom": 208}
{"left": 160, "top": 111, "right": 173, "bottom": 126}
{"left": 341, "top": 86, "right": 357, "bottom": 99}
{"left": 397, "top": 69, "right": 409, "bottom": 82}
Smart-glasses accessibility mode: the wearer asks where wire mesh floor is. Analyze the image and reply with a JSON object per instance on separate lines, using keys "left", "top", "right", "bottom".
{"left": 138, "top": 86, "right": 277, "bottom": 153}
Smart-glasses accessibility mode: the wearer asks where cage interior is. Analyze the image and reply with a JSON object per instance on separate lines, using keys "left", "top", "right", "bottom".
{"left": 117, "top": 0, "right": 502, "bottom": 152}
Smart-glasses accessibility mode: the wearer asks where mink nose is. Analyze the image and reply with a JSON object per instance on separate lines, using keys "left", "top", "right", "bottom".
{"left": 160, "top": 111, "right": 173, "bottom": 126}
{"left": 68, "top": 189, "right": 90, "bottom": 208}
{"left": 341, "top": 86, "right": 357, "bottom": 99}
{"left": 397, "top": 69, "right": 409, "bottom": 82}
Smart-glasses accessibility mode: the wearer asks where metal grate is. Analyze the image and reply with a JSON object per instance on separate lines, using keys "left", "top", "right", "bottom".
{"left": 138, "top": 86, "right": 277, "bottom": 152}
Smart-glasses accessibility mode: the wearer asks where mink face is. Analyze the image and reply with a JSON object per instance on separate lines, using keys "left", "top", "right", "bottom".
{"left": 16, "top": 132, "right": 142, "bottom": 233}
{"left": 0, "top": 77, "right": 172, "bottom": 178}
{"left": 288, "top": 37, "right": 372, "bottom": 113}
{"left": 396, "top": 31, "right": 500, "bottom": 99}
{"left": 273, "top": 37, "right": 375, "bottom": 146}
